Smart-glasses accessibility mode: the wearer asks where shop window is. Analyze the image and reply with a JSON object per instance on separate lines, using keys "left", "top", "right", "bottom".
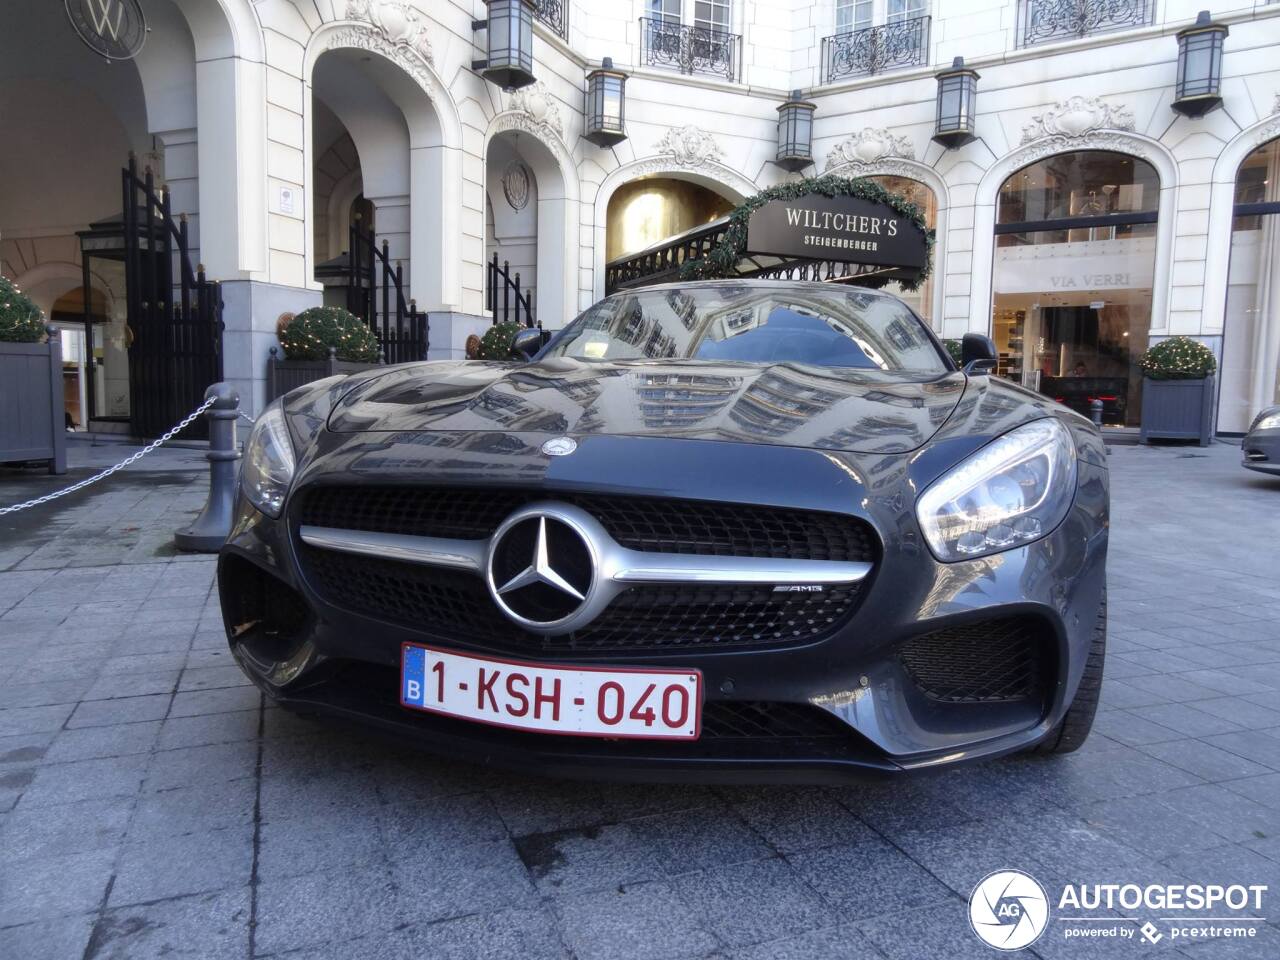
{"left": 1219, "top": 137, "right": 1280, "bottom": 433}
{"left": 991, "top": 150, "right": 1160, "bottom": 428}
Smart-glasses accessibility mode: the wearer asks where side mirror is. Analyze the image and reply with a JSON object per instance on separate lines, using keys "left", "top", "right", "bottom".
{"left": 960, "top": 333, "right": 997, "bottom": 375}
{"left": 511, "top": 327, "right": 543, "bottom": 361}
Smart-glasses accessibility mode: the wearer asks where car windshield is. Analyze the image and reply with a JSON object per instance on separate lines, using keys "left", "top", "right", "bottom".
{"left": 542, "top": 285, "right": 948, "bottom": 372}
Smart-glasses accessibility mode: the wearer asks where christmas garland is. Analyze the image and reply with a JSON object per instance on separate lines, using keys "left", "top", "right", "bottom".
{"left": 1139, "top": 336, "right": 1216, "bottom": 381}
{"left": 677, "top": 174, "right": 934, "bottom": 290}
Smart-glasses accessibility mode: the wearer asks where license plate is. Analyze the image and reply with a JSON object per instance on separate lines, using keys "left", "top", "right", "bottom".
{"left": 400, "top": 644, "right": 702, "bottom": 740}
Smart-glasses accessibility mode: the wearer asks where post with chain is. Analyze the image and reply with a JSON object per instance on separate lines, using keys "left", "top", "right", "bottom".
{"left": 174, "top": 383, "right": 241, "bottom": 552}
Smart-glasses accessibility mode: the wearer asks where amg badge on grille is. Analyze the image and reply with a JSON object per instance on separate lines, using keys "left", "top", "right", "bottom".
{"left": 540, "top": 437, "right": 577, "bottom": 457}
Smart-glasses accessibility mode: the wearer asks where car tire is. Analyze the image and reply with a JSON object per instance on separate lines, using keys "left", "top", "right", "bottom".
{"left": 1032, "top": 587, "right": 1106, "bottom": 755}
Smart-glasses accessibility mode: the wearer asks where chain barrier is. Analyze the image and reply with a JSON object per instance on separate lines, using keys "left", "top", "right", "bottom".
{"left": 0, "top": 396, "right": 219, "bottom": 517}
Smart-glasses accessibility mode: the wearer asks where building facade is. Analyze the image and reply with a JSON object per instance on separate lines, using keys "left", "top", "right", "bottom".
{"left": 3, "top": 0, "right": 1280, "bottom": 434}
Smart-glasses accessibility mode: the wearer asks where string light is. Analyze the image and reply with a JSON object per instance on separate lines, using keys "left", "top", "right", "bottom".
{"left": 1140, "top": 336, "right": 1215, "bottom": 381}
{"left": 0, "top": 274, "right": 45, "bottom": 343}
{"left": 278, "top": 306, "right": 379, "bottom": 363}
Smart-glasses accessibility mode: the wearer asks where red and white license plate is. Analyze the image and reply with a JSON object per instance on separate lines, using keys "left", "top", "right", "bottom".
{"left": 400, "top": 644, "right": 702, "bottom": 740}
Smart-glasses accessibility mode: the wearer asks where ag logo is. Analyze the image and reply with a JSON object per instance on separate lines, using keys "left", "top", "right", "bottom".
{"left": 968, "top": 869, "right": 1050, "bottom": 951}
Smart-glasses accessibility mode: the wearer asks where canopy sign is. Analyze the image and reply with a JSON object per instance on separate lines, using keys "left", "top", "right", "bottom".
{"left": 745, "top": 193, "right": 928, "bottom": 270}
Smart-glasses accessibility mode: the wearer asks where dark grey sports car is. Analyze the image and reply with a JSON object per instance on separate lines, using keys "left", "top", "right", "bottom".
{"left": 219, "top": 280, "right": 1109, "bottom": 781}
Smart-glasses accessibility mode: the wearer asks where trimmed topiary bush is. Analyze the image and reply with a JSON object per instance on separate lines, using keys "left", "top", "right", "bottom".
{"left": 278, "top": 306, "right": 379, "bottom": 362}
{"left": 1139, "top": 336, "right": 1216, "bottom": 381}
{"left": 0, "top": 275, "right": 45, "bottom": 343}
{"left": 942, "top": 338, "right": 964, "bottom": 366}
{"left": 475, "top": 321, "right": 524, "bottom": 361}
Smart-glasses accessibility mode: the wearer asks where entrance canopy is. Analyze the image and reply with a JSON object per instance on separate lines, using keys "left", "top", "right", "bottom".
{"left": 604, "top": 176, "right": 933, "bottom": 295}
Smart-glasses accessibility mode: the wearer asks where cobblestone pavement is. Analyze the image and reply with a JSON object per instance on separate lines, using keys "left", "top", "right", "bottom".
{"left": 2, "top": 439, "right": 1280, "bottom": 959}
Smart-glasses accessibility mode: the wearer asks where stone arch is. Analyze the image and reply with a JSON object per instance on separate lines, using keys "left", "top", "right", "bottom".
{"left": 588, "top": 157, "right": 758, "bottom": 303}
{"left": 1205, "top": 116, "right": 1280, "bottom": 431}
{"left": 303, "top": 20, "right": 464, "bottom": 309}
{"left": 484, "top": 111, "right": 580, "bottom": 327}
{"left": 969, "top": 130, "right": 1179, "bottom": 335}
{"left": 825, "top": 158, "right": 950, "bottom": 326}
{"left": 1201, "top": 115, "right": 1280, "bottom": 335}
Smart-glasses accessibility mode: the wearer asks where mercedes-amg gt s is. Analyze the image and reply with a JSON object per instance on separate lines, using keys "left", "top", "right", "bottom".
{"left": 219, "top": 280, "right": 1109, "bottom": 782}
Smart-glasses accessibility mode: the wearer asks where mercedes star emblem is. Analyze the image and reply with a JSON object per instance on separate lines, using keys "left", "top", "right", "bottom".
{"left": 495, "top": 516, "right": 585, "bottom": 601}
{"left": 540, "top": 436, "right": 577, "bottom": 457}
{"left": 487, "top": 505, "right": 597, "bottom": 631}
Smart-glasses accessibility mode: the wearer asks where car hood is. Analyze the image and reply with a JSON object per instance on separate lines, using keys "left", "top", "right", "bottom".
{"left": 326, "top": 357, "right": 968, "bottom": 454}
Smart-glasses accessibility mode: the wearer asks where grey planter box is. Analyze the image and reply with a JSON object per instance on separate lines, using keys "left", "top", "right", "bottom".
{"left": 1140, "top": 376, "right": 1214, "bottom": 446}
{"left": 266, "top": 347, "right": 380, "bottom": 402}
{"left": 0, "top": 336, "right": 67, "bottom": 474}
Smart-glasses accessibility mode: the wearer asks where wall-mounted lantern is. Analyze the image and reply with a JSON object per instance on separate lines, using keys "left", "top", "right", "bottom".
{"left": 472, "top": 0, "right": 536, "bottom": 90}
{"left": 775, "top": 90, "right": 816, "bottom": 172}
{"left": 1172, "top": 11, "right": 1227, "bottom": 118}
{"left": 585, "top": 57, "right": 628, "bottom": 147}
{"left": 932, "top": 57, "right": 979, "bottom": 149}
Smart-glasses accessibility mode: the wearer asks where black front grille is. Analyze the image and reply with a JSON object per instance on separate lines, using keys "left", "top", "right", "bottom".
{"left": 898, "top": 617, "right": 1050, "bottom": 703}
{"left": 300, "top": 546, "right": 863, "bottom": 654}
{"left": 296, "top": 486, "right": 876, "bottom": 562}
{"left": 294, "top": 485, "right": 875, "bottom": 654}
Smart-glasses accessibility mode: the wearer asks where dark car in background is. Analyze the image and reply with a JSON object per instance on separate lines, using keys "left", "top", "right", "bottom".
{"left": 1243, "top": 405, "right": 1280, "bottom": 476}
{"left": 219, "top": 280, "right": 1109, "bottom": 782}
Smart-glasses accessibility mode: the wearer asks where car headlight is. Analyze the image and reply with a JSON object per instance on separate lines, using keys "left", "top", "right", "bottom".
{"left": 241, "top": 400, "right": 296, "bottom": 518}
{"left": 1252, "top": 411, "right": 1280, "bottom": 432}
{"left": 917, "top": 418, "right": 1077, "bottom": 562}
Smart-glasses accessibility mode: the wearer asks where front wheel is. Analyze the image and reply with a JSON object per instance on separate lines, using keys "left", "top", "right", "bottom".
{"left": 1032, "top": 587, "right": 1106, "bottom": 755}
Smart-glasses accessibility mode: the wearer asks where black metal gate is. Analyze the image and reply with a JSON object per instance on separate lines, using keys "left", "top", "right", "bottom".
{"left": 347, "top": 221, "right": 428, "bottom": 364}
{"left": 486, "top": 252, "right": 535, "bottom": 327}
{"left": 121, "top": 157, "right": 223, "bottom": 439}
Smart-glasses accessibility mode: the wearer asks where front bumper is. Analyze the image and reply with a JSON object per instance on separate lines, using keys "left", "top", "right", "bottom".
{"left": 1243, "top": 430, "right": 1280, "bottom": 476}
{"left": 218, "top": 432, "right": 1109, "bottom": 782}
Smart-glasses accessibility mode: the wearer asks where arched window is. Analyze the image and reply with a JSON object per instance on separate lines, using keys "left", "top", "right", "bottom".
{"left": 1219, "top": 138, "right": 1280, "bottom": 434}
{"left": 991, "top": 150, "right": 1160, "bottom": 428}
{"left": 865, "top": 174, "right": 936, "bottom": 325}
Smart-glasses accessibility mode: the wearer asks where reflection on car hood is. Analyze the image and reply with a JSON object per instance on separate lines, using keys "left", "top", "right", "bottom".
{"left": 327, "top": 357, "right": 968, "bottom": 454}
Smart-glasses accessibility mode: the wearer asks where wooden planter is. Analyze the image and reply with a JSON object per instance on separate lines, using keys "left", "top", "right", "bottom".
{"left": 1140, "top": 376, "right": 1214, "bottom": 446}
{"left": 0, "top": 335, "right": 67, "bottom": 474}
{"left": 266, "top": 346, "right": 380, "bottom": 402}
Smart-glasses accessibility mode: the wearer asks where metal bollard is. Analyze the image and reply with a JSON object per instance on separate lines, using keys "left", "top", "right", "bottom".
{"left": 1089, "top": 398, "right": 1104, "bottom": 428}
{"left": 175, "top": 383, "right": 242, "bottom": 552}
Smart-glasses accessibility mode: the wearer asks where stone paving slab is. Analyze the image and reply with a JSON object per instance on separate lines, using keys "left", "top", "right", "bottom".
{"left": 1, "top": 440, "right": 1279, "bottom": 958}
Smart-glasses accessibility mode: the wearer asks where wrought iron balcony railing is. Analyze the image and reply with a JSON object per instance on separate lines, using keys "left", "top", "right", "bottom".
{"left": 640, "top": 17, "right": 742, "bottom": 82}
{"left": 821, "top": 16, "right": 930, "bottom": 83}
{"left": 1017, "top": 0, "right": 1153, "bottom": 47}
{"left": 533, "top": 0, "right": 567, "bottom": 40}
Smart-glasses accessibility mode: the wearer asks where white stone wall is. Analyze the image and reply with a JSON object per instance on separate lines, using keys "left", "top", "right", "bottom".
{"left": 13, "top": 0, "right": 1280, "bottom": 421}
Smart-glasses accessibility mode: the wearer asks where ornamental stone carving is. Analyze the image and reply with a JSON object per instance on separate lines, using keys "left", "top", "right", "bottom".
{"left": 507, "top": 82, "right": 563, "bottom": 138}
{"left": 1019, "top": 96, "right": 1135, "bottom": 145}
{"left": 324, "top": 26, "right": 437, "bottom": 94}
{"left": 344, "top": 0, "right": 433, "bottom": 64}
{"left": 655, "top": 125, "right": 724, "bottom": 167}
{"left": 1014, "top": 131, "right": 1150, "bottom": 167}
{"left": 503, "top": 161, "right": 530, "bottom": 210}
{"left": 824, "top": 128, "right": 915, "bottom": 171}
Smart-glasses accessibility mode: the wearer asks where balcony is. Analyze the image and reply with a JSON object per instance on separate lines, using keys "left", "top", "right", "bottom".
{"left": 640, "top": 17, "right": 742, "bottom": 82}
{"left": 1017, "top": 0, "right": 1154, "bottom": 47}
{"left": 820, "top": 17, "right": 930, "bottom": 84}
{"left": 533, "top": 0, "right": 567, "bottom": 40}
